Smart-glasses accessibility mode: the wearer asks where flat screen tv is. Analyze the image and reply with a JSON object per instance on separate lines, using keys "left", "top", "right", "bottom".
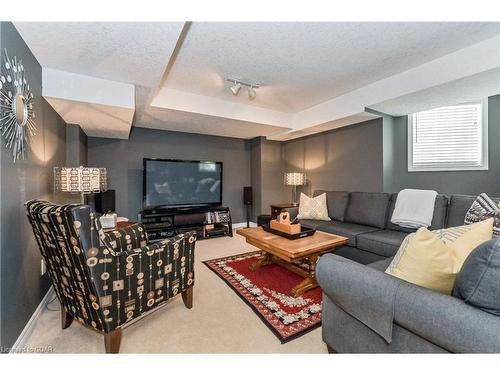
{"left": 143, "top": 158, "right": 223, "bottom": 209}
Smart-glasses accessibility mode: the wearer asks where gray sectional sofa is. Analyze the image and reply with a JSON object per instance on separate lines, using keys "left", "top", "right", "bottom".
{"left": 287, "top": 191, "right": 500, "bottom": 353}
{"left": 288, "top": 190, "right": 450, "bottom": 264}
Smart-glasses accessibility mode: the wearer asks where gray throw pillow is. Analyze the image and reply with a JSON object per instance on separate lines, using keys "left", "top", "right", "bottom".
{"left": 452, "top": 238, "right": 500, "bottom": 316}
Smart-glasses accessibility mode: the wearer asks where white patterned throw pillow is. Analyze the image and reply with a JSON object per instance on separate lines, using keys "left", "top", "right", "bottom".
{"left": 465, "top": 193, "right": 500, "bottom": 237}
{"left": 296, "top": 193, "right": 331, "bottom": 221}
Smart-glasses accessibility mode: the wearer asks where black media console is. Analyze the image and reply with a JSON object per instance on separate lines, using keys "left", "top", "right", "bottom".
{"left": 139, "top": 206, "right": 233, "bottom": 242}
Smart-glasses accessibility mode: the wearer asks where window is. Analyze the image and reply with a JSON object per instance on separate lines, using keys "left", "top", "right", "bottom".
{"left": 408, "top": 101, "right": 488, "bottom": 172}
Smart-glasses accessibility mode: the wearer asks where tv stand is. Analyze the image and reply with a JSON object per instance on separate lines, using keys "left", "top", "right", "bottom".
{"left": 139, "top": 206, "right": 233, "bottom": 242}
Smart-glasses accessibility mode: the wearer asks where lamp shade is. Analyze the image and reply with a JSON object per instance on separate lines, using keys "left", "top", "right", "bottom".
{"left": 54, "top": 166, "right": 107, "bottom": 194}
{"left": 284, "top": 172, "right": 306, "bottom": 186}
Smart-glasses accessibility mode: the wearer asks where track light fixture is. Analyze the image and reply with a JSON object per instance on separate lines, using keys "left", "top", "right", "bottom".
{"left": 230, "top": 82, "right": 241, "bottom": 95}
{"left": 226, "top": 78, "right": 260, "bottom": 100}
{"left": 248, "top": 85, "right": 256, "bottom": 100}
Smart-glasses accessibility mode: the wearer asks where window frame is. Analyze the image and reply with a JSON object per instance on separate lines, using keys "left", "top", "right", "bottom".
{"left": 407, "top": 99, "right": 489, "bottom": 172}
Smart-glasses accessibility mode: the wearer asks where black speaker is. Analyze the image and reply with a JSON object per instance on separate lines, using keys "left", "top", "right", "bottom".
{"left": 95, "top": 190, "right": 116, "bottom": 214}
{"left": 243, "top": 186, "right": 253, "bottom": 228}
{"left": 243, "top": 186, "right": 253, "bottom": 205}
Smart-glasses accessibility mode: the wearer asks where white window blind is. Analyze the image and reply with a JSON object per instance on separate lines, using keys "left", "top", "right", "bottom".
{"left": 408, "top": 102, "right": 488, "bottom": 171}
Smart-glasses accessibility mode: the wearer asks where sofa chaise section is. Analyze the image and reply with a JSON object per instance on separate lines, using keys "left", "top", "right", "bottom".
{"left": 317, "top": 254, "right": 500, "bottom": 353}
{"left": 282, "top": 191, "right": 500, "bottom": 353}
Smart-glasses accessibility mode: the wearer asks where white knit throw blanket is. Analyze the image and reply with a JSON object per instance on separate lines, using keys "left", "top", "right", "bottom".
{"left": 391, "top": 189, "right": 437, "bottom": 228}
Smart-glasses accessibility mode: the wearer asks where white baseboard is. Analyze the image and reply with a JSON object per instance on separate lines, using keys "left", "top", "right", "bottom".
{"left": 232, "top": 222, "right": 257, "bottom": 229}
{"left": 10, "top": 286, "right": 54, "bottom": 354}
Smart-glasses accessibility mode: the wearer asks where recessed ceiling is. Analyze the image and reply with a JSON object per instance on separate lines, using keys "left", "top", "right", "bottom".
{"left": 134, "top": 86, "right": 289, "bottom": 139}
{"left": 45, "top": 97, "right": 135, "bottom": 138}
{"left": 164, "top": 22, "right": 500, "bottom": 112}
{"left": 369, "top": 67, "right": 500, "bottom": 116}
{"left": 13, "top": 21, "right": 500, "bottom": 141}
{"left": 42, "top": 67, "right": 136, "bottom": 138}
{"left": 279, "top": 113, "right": 380, "bottom": 141}
{"left": 15, "top": 22, "right": 184, "bottom": 86}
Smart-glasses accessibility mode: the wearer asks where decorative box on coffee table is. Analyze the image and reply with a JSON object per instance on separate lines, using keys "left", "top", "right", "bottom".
{"left": 264, "top": 211, "right": 316, "bottom": 240}
{"left": 270, "top": 211, "right": 301, "bottom": 234}
{"left": 270, "top": 203, "right": 298, "bottom": 220}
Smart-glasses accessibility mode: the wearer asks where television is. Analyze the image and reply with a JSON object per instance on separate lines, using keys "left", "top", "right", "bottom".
{"left": 143, "top": 158, "right": 223, "bottom": 209}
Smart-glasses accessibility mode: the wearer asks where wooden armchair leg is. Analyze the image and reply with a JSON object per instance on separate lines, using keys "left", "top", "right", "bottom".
{"left": 61, "top": 309, "right": 74, "bottom": 330}
{"left": 182, "top": 286, "right": 193, "bottom": 309}
{"left": 104, "top": 329, "right": 122, "bottom": 354}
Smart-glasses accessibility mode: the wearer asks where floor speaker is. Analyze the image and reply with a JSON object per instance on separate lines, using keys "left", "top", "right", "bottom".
{"left": 243, "top": 186, "right": 253, "bottom": 228}
{"left": 95, "top": 190, "right": 116, "bottom": 214}
{"left": 243, "top": 186, "right": 253, "bottom": 205}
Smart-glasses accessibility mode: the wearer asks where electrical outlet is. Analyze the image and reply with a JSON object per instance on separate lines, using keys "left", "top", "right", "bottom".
{"left": 40, "top": 259, "right": 46, "bottom": 276}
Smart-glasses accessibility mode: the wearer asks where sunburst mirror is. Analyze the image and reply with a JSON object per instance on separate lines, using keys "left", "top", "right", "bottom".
{"left": 0, "top": 48, "right": 36, "bottom": 162}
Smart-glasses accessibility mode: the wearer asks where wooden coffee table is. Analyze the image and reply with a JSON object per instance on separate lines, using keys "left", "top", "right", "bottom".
{"left": 237, "top": 227, "right": 348, "bottom": 297}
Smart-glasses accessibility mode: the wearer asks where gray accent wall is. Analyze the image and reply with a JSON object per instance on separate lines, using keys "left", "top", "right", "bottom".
{"left": 282, "top": 118, "right": 384, "bottom": 197}
{"left": 382, "top": 115, "right": 396, "bottom": 192}
{"left": 89, "top": 121, "right": 384, "bottom": 223}
{"left": 87, "top": 127, "right": 252, "bottom": 223}
{"left": 383, "top": 95, "right": 500, "bottom": 196}
{"left": 0, "top": 22, "right": 69, "bottom": 349}
{"left": 66, "top": 124, "right": 88, "bottom": 167}
{"left": 249, "top": 137, "right": 263, "bottom": 220}
{"left": 260, "top": 139, "right": 285, "bottom": 213}
{"left": 249, "top": 137, "right": 285, "bottom": 219}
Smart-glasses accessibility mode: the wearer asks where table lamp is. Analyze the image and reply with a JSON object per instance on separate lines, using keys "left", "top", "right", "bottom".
{"left": 54, "top": 166, "right": 107, "bottom": 204}
{"left": 284, "top": 172, "right": 306, "bottom": 206}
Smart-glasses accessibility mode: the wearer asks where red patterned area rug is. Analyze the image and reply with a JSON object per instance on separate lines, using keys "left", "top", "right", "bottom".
{"left": 203, "top": 251, "right": 322, "bottom": 343}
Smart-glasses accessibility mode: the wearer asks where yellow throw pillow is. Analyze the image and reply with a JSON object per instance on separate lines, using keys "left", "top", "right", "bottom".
{"left": 385, "top": 218, "right": 493, "bottom": 294}
{"left": 434, "top": 219, "right": 494, "bottom": 264}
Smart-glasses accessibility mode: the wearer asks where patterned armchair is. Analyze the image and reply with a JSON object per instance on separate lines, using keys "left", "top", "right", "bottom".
{"left": 25, "top": 200, "right": 196, "bottom": 353}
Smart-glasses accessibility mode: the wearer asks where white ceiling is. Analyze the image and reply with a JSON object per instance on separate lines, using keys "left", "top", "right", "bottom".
{"left": 15, "top": 22, "right": 184, "bottom": 86}
{"left": 279, "top": 113, "right": 380, "bottom": 141}
{"left": 164, "top": 22, "right": 500, "bottom": 113}
{"left": 45, "top": 97, "right": 135, "bottom": 138}
{"left": 14, "top": 21, "right": 500, "bottom": 141}
{"left": 134, "top": 85, "right": 289, "bottom": 139}
{"left": 369, "top": 67, "right": 500, "bottom": 116}
{"left": 42, "top": 68, "right": 136, "bottom": 138}
{"left": 15, "top": 22, "right": 184, "bottom": 138}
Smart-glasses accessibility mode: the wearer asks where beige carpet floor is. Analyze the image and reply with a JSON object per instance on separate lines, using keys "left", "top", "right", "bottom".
{"left": 22, "top": 233, "right": 327, "bottom": 353}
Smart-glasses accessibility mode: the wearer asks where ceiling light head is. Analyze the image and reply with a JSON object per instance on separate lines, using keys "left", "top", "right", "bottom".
{"left": 248, "top": 86, "right": 256, "bottom": 100}
{"left": 226, "top": 78, "right": 260, "bottom": 100}
{"left": 230, "top": 82, "right": 241, "bottom": 96}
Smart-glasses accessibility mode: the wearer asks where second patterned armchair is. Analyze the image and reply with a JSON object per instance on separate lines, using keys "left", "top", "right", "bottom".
{"left": 25, "top": 200, "right": 196, "bottom": 353}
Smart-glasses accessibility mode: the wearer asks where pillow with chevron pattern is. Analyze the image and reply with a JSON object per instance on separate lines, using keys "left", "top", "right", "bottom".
{"left": 297, "top": 193, "right": 331, "bottom": 221}
{"left": 465, "top": 193, "right": 500, "bottom": 237}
